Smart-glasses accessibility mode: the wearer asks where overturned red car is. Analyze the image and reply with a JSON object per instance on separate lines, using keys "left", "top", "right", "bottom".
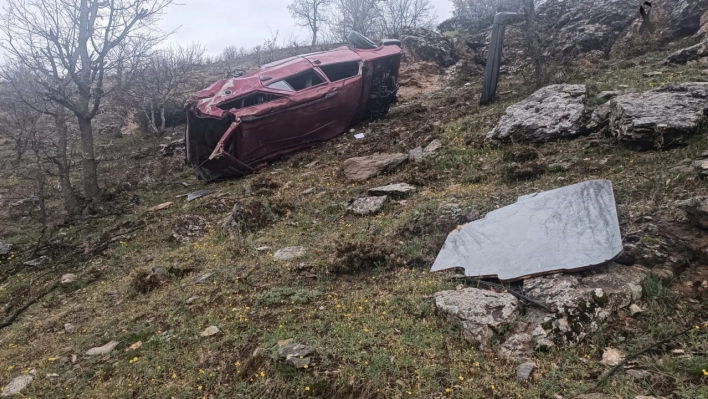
{"left": 185, "top": 37, "right": 402, "bottom": 181}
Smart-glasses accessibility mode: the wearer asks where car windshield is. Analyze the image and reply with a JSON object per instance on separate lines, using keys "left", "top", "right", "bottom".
{"left": 268, "top": 69, "right": 324, "bottom": 92}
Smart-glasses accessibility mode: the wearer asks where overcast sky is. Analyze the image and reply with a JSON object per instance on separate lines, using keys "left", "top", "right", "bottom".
{"left": 0, "top": 0, "right": 454, "bottom": 62}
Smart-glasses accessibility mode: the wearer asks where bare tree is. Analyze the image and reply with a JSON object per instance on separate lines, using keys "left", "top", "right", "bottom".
{"left": 0, "top": 0, "right": 174, "bottom": 199}
{"left": 381, "top": 0, "right": 437, "bottom": 37}
{"left": 288, "top": 0, "right": 331, "bottom": 46}
{"left": 127, "top": 43, "right": 204, "bottom": 136}
{"left": 328, "top": 0, "right": 384, "bottom": 41}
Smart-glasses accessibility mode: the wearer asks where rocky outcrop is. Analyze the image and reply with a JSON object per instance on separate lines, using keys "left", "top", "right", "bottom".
{"left": 665, "top": 39, "right": 708, "bottom": 64}
{"left": 401, "top": 27, "right": 459, "bottom": 68}
{"left": 609, "top": 83, "right": 708, "bottom": 150}
{"left": 342, "top": 153, "right": 408, "bottom": 181}
{"left": 434, "top": 288, "right": 520, "bottom": 348}
{"left": 487, "top": 84, "right": 588, "bottom": 144}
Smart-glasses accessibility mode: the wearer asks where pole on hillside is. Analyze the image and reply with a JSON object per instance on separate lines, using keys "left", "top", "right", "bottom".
{"left": 480, "top": 12, "right": 526, "bottom": 105}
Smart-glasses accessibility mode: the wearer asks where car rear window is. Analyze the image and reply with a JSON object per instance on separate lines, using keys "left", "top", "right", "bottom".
{"left": 268, "top": 70, "right": 325, "bottom": 92}
{"left": 320, "top": 62, "right": 360, "bottom": 82}
{"left": 218, "top": 92, "right": 283, "bottom": 110}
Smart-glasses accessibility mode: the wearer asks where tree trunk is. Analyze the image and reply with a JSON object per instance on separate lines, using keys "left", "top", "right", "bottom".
{"left": 56, "top": 109, "right": 79, "bottom": 215}
{"left": 159, "top": 104, "right": 166, "bottom": 136}
{"left": 77, "top": 117, "right": 100, "bottom": 198}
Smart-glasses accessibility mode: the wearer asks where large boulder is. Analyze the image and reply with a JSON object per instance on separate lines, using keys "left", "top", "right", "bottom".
{"left": 609, "top": 83, "right": 708, "bottom": 150}
{"left": 665, "top": 39, "right": 708, "bottom": 64}
{"left": 434, "top": 288, "right": 520, "bottom": 348}
{"left": 401, "top": 27, "right": 459, "bottom": 68}
{"left": 487, "top": 84, "right": 588, "bottom": 144}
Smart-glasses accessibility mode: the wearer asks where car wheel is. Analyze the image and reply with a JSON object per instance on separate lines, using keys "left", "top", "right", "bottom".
{"left": 348, "top": 31, "right": 377, "bottom": 49}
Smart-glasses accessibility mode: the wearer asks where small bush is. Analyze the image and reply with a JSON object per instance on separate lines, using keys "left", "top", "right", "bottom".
{"left": 642, "top": 273, "right": 666, "bottom": 298}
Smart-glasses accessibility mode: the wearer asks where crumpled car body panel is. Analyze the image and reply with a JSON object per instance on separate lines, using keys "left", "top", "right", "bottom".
{"left": 185, "top": 45, "right": 401, "bottom": 181}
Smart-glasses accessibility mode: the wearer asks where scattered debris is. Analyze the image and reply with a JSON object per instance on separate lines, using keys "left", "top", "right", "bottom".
{"left": 148, "top": 202, "right": 173, "bottom": 212}
{"left": 434, "top": 288, "right": 520, "bottom": 348}
{"left": 1, "top": 372, "right": 34, "bottom": 397}
{"left": 430, "top": 180, "right": 622, "bottom": 281}
{"left": 601, "top": 347, "right": 625, "bottom": 366}
{"left": 86, "top": 341, "right": 119, "bottom": 356}
{"left": 368, "top": 183, "right": 416, "bottom": 197}
{"left": 273, "top": 247, "right": 307, "bottom": 261}
{"left": 200, "top": 326, "right": 220, "bottom": 337}
{"left": 516, "top": 362, "right": 536, "bottom": 382}
{"left": 354, "top": 133, "right": 366, "bottom": 139}
{"left": 487, "top": 85, "right": 587, "bottom": 144}
{"left": 610, "top": 82, "right": 708, "bottom": 150}
{"left": 172, "top": 215, "right": 209, "bottom": 242}
{"left": 60, "top": 274, "right": 77, "bottom": 285}
{"left": 343, "top": 153, "right": 408, "bottom": 181}
{"left": 186, "top": 189, "right": 215, "bottom": 202}
{"left": 675, "top": 196, "right": 708, "bottom": 230}
{"left": 348, "top": 196, "right": 389, "bottom": 215}
{"left": 276, "top": 343, "right": 315, "bottom": 369}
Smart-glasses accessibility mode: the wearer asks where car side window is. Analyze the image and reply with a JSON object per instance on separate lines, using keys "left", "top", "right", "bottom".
{"left": 320, "top": 62, "right": 360, "bottom": 82}
{"left": 218, "top": 92, "right": 283, "bottom": 110}
{"left": 268, "top": 69, "right": 325, "bottom": 92}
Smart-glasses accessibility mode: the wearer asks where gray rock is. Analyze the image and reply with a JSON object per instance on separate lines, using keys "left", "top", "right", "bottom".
{"left": 666, "top": 40, "right": 708, "bottom": 65}
{"left": 193, "top": 272, "right": 215, "bottom": 284}
{"left": 516, "top": 362, "right": 536, "bottom": 382}
{"left": 186, "top": 296, "right": 200, "bottom": 304}
{"left": 60, "top": 274, "right": 77, "bottom": 285}
{"left": 172, "top": 215, "right": 209, "bottom": 242}
{"left": 597, "top": 91, "right": 619, "bottom": 100}
{"left": 256, "top": 246, "right": 270, "bottom": 252}
{"left": 301, "top": 188, "right": 316, "bottom": 195}
{"left": 587, "top": 102, "right": 612, "bottom": 135}
{"left": 368, "top": 183, "right": 416, "bottom": 197}
{"left": 694, "top": 159, "right": 708, "bottom": 178}
{"left": 86, "top": 341, "right": 119, "bottom": 356}
{"left": 423, "top": 140, "right": 442, "bottom": 157}
{"left": 625, "top": 369, "right": 652, "bottom": 381}
{"left": 434, "top": 288, "right": 520, "bottom": 348}
{"left": 430, "top": 180, "right": 623, "bottom": 281}
{"left": 675, "top": 196, "right": 708, "bottom": 229}
{"left": 0, "top": 241, "right": 12, "bottom": 256}
{"left": 408, "top": 147, "right": 425, "bottom": 162}
{"left": 487, "top": 85, "right": 588, "bottom": 144}
{"left": 1, "top": 373, "right": 33, "bottom": 397}
{"left": 276, "top": 343, "right": 315, "bottom": 368}
{"left": 500, "top": 333, "right": 534, "bottom": 361}
{"left": 609, "top": 82, "right": 708, "bottom": 150}
{"left": 348, "top": 196, "right": 389, "bottom": 215}
{"left": 273, "top": 247, "right": 307, "bottom": 261}
{"left": 401, "top": 27, "right": 459, "bottom": 68}
{"left": 342, "top": 153, "right": 408, "bottom": 181}
{"left": 64, "top": 323, "right": 75, "bottom": 333}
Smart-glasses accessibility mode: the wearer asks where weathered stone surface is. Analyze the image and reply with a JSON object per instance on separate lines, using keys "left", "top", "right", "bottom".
{"left": 487, "top": 85, "right": 588, "bottom": 144}
{"left": 601, "top": 347, "right": 625, "bottom": 366}
{"left": 500, "top": 333, "right": 534, "bottom": 361}
{"left": 609, "top": 82, "right": 708, "bottom": 150}
{"left": 431, "top": 180, "right": 622, "bottom": 281}
{"left": 401, "top": 27, "right": 459, "bottom": 68}
{"left": 625, "top": 369, "right": 652, "bottom": 381}
{"left": 0, "top": 241, "right": 12, "bottom": 256}
{"left": 276, "top": 343, "right": 315, "bottom": 368}
{"left": 273, "top": 247, "right": 307, "bottom": 261}
{"left": 409, "top": 140, "right": 442, "bottom": 162}
{"left": 522, "top": 265, "right": 648, "bottom": 346}
{"left": 172, "top": 215, "right": 209, "bottom": 242}
{"left": 516, "top": 362, "right": 536, "bottom": 382}
{"left": 587, "top": 102, "right": 612, "bottom": 135}
{"left": 60, "top": 274, "right": 77, "bottom": 285}
{"left": 342, "top": 153, "right": 408, "bottom": 181}
{"left": 666, "top": 40, "right": 708, "bottom": 64}
{"left": 86, "top": 341, "right": 119, "bottom": 356}
{"left": 695, "top": 159, "right": 708, "bottom": 178}
{"left": 348, "top": 196, "right": 388, "bottom": 215}
{"left": 597, "top": 91, "right": 620, "bottom": 100}
{"left": 368, "top": 183, "right": 416, "bottom": 197}
{"left": 675, "top": 196, "right": 708, "bottom": 229}
{"left": 200, "top": 326, "right": 220, "bottom": 337}
{"left": 64, "top": 323, "right": 76, "bottom": 333}
{"left": 434, "top": 288, "right": 520, "bottom": 348}
{"left": 1, "top": 373, "right": 33, "bottom": 397}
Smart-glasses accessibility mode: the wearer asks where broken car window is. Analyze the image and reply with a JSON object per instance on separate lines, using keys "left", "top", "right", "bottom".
{"left": 218, "top": 92, "right": 283, "bottom": 110}
{"left": 320, "top": 61, "right": 360, "bottom": 82}
{"left": 268, "top": 69, "right": 325, "bottom": 92}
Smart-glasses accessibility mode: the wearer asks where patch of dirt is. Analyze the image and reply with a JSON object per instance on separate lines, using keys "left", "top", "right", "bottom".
{"left": 328, "top": 241, "right": 390, "bottom": 275}
{"left": 397, "top": 62, "right": 443, "bottom": 101}
{"left": 502, "top": 146, "right": 540, "bottom": 163}
{"left": 502, "top": 161, "right": 548, "bottom": 181}
{"left": 222, "top": 197, "right": 293, "bottom": 235}
{"left": 130, "top": 269, "right": 168, "bottom": 294}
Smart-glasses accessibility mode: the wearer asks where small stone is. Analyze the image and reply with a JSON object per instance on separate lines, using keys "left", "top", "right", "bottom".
{"left": 24, "top": 256, "right": 50, "bottom": 267}
{"left": 64, "top": 323, "right": 76, "bottom": 334}
{"left": 86, "top": 341, "right": 119, "bottom": 356}
{"left": 186, "top": 296, "right": 200, "bottom": 304}
{"left": 201, "top": 326, "right": 220, "bottom": 337}
{"left": 301, "top": 188, "right": 316, "bottom": 195}
{"left": 46, "top": 373, "right": 59, "bottom": 378}
{"left": 368, "top": 183, "right": 416, "bottom": 197}
{"left": 348, "top": 196, "right": 388, "bottom": 215}
{"left": 125, "top": 341, "right": 142, "bottom": 351}
{"left": 276, "top": 343, "right": 315, "bottom": 369}
{"left": 193, "top": 273, "right": 214, "bottom": 284}
{"left": 408, "top": 147, "right": 424, "bottom": 162}
{"left": 273, "top": 247, "right": 307, "bottom": 261}
{"left": 601, "top": 347, "right": 625, "bottom": 366}
{"left": 1, "top": 374, "right": 33, "bottom": 397}
{"left": 342, "top": 153, "right": 408, "bottom": 181}
{"left": 148, "top": 202, "right": 173, "bottom": 212}
{"left": 256, "top": 246, "right": 270, "bottom": 252}
{"left": 597, "top": 91, "right": 619, "bottom": 100}
{"left": 625, "top": 370, "right": 651, "bottom": 381}
{"left": 516, "top": 362, "right": 536, "bottom": 381}
{"left": 629, "top": 304, "right": 643, "bottom": 316}
{"left": 0, "top": 241, "right": 12, "bottom": 256}
{"left": 643, "top": 71, "right": 663, "bottom": 77}
{"left": 60, "top": 274, "right": 77, "bottom": 285}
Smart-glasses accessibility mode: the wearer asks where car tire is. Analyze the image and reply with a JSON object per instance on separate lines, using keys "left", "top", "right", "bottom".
{"left": 380, "top": 39, "right": 401, "bottom": 47}
{"left": 348, "top": 31, "right": 377, "bottom": 49}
